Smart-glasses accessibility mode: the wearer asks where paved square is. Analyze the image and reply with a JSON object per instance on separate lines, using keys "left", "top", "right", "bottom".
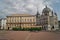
{"left": 0, "top": 31, "right": 60, "bottom": 40}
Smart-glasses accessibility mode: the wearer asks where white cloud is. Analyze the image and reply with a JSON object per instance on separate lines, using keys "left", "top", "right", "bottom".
{"left": 0, "top": 0, "right": 60, "bottom": 18}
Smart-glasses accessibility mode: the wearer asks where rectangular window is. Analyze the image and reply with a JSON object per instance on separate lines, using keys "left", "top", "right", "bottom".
{"left": 30, "top": 19, "right": 32, "bottom": 22}
{"left": 25, "top": 19, "right": 26, "bottom": 22}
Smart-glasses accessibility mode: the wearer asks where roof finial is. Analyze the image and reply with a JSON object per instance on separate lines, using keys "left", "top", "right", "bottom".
{"left": 36, "top": 7, "right": 40, "bottom": 15}
{"left": 45, "top": 5, "right": 47, "bottom": 8}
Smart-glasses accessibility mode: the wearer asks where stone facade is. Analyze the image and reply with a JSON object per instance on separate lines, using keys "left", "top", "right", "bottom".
{"left": 6, "top": 6, "right": 59, "bottom": 30}
{"left": 6, "top": 14, "right": 41, "bottom": 30}
{"left": 0, "top": 18, "right": 6, "bottom": 29}
{"left": 40, "top": 6, "right": 59, "bottom": 30}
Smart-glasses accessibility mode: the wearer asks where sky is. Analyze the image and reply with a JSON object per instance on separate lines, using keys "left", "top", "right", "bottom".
{"left": 0, "top": 0, "right": 60, "bottom": 20}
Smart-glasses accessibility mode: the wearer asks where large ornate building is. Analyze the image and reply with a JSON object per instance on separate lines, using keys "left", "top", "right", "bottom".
{"left": 6, "top": 13, "right": 41, "bottom": 29}
{"left": 6, "top": 6, "right": 59, "bottom": 30}
{"left": 40, "top": 6, "right": 58, "bottom": 30}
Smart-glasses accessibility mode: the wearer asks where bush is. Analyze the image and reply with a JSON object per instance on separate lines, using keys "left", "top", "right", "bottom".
{"left": 12, "top": 27, "right": 18, "bottom": 31}
{"left": 12, "top": 27, "right": 22, "bottom": 31}
{"left": 27, "top": 27, "right": 42, "bottom": 31}
{"left": 12, "top": 27, "right": 42, "bottom": 31}
{"left": 21, "top": 27, "right": 25, "bottom": 31}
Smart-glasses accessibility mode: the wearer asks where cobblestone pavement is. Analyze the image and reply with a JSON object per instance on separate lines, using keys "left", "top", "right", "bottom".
{"left": 7, "top": 31, "right": 60, "bottom": 40}
{"left": 0, "top": 30, "right": 9, "bottom": 40}
{"left": 0, "top": 31, "right": 60, "bottom": 40}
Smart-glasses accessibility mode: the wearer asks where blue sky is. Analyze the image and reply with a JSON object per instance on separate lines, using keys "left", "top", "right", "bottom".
{"left": 0, "top": 0, "right": 60, "bottom": 20}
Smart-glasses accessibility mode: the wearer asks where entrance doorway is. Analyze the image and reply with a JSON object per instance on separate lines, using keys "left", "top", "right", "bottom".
{"left": 51, "top": 26, "right": 54, "bottom": 30}
{"left": 8, "top": 27, "right": 10, "bottom": 30}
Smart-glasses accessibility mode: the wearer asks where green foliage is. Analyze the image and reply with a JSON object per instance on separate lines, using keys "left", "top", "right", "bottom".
{"left": 12, "top": 27, "right": 19, "bottom": 31}
{"left": 29, "top": 27, "right": 42, "bottom": 31}
{"left": 12, "top": 27, "right": 42, "bottom": 31}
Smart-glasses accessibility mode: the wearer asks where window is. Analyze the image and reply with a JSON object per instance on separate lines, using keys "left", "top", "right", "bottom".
{"left": 27, "top": 19, "right": 29, "bottom": 22}
{"left": 25, "top": 19, "right": 26, "bottom": 22}
{"left": 19, "top": 17, "right": 20, "bottom": 22}
{"left": 33, "top": 19, "right": 35, "bottom": 22}
{"left": 30, "top": 19, "right": 32, "bottom": 22}
{"left": 16, "top": 24, "right": 17, "bottom": 27}
{"left": 13, "top": 18, "right": 15, "bottom": 23}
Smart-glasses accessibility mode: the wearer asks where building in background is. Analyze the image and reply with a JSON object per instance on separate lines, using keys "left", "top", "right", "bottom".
{"left": 6, "top": 6, "right": 59, "bottom": 30}
{"left": 0, "top": 18, "right": 6, "bottom": 30}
